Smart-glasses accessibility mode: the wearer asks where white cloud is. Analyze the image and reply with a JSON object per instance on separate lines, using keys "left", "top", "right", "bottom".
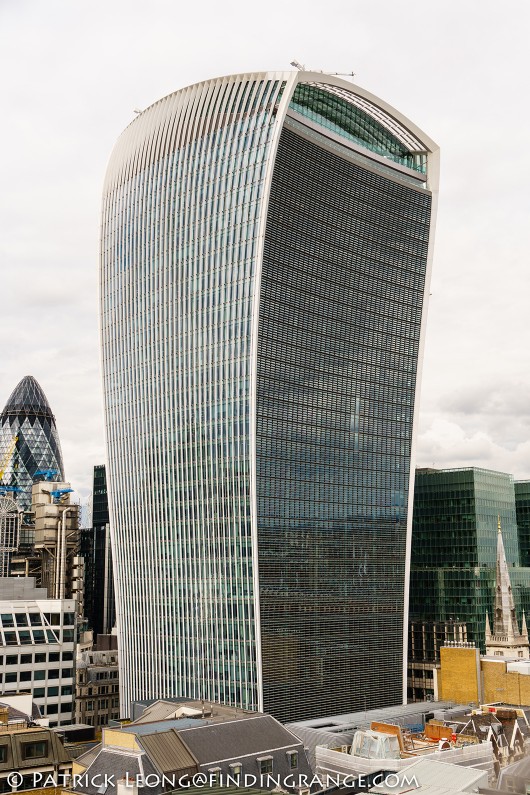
{"left": 2, "top": 0, "right": 530, "bottom": 496}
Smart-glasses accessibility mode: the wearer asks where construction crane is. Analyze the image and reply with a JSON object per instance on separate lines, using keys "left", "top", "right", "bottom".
{"left": 0, "top": 435, "right": 18, "bottom": 481}
{"left": 50, "top": 488, "right": 73, "bottom": 503}
{"left": 34, "top": 469, "right": 59, "bottom": 481}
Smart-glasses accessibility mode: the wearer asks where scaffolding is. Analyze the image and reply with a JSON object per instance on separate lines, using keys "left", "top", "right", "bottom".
{"left": 0, "top": 496, "right": 20, "bottom": 577}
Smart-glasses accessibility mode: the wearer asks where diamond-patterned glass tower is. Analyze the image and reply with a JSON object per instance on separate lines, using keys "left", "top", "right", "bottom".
{"left": 0, "top": 376, "right": 65, "bottom": 510}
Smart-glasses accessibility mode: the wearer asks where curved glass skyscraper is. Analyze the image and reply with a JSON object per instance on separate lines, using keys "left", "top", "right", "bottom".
{"left": 0, "top": 376, "right": 65, "bottom": 510}
{"left": 101, "top": 71, "right": 439, "bottom": 721}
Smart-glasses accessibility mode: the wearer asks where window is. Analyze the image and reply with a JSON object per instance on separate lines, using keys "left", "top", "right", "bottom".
{"left": 20, "top": 671, "right": 31, "bottom": 682}
{"left": 49, "top": 653, "right": 60, "bottom": 662}
{"left": 229, "top": 763, "right": 241, "bottom": 779}
{"left": 22, "top": 741, "right": 48, "bottom": 760}
{"left": 35, "top": 653, "right": 46, "bottom": 663}
{"left": 6, "top": 656, "right": 17, "bottom": 666}
{"left": 47, "top": 687, "right": 59, "bottom": 697}
{"left": 34, "top": 688, "right": 45, "bottom": 698}
{"left": 258, "top": 757, "right": 273, "bottom": 775}
{"left": 208, "top": 768, "right": 221, "bottom": 784}
{"left": 287, "top": 750, "right": 298, "bottom": 770}
{"left": 20, "top": 654, "right": 32, "bottom": 664}
{"left": 0, "top": 746, "right": 7, "bottom": 763}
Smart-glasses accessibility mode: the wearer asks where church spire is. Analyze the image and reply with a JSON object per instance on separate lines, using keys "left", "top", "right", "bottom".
{"left": 493, "top": 516, "right": 519, "bottom": 637}
{"left": 486, "top": 516, "right": 529, "bottom": 658}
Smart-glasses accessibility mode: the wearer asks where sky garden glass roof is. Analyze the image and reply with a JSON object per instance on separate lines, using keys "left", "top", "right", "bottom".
{"left": 290, "top": 82, "right": 427, "bottom": 174}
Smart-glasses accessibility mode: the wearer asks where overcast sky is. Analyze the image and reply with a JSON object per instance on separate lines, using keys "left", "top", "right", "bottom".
{"left": 1, "top": 0, "right": 530, "bottom": 503}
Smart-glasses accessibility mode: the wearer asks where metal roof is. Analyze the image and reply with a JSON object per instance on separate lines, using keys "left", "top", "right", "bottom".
{"left": 288, "top": 701, "right": 459, "bottom": 731}
{"left": 178, "top": 715, "right": 301, "bottom": 765}
{"left": 122, "top": 718, "right": 205, "bottom": 734}
{"left": 138, "top": 730, "right": 197, "bottom": 774}
{"left": 369, "top": 757, "right": 488, "bottom": 794}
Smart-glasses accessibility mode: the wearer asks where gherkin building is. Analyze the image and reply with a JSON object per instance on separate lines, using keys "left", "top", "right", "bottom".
{"left": 0, "top": 376, "right": 65, "bottom": 510}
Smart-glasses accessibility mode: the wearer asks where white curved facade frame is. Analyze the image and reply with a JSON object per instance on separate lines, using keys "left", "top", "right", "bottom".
{"left": 100, "top": 71, "right": 439, "bottom": 719}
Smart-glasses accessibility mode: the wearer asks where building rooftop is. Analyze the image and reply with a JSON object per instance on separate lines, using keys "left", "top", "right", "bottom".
{"left": 120, "top": 718, "right": 205, "bottom": 734}
{"left": 178, "top": 714, "right": 301, "bottom": 766}
{"left": 369, "top": 756, "right": 488, "bottom": 793}
{"left": 138, "top": 729, "right": 197, "bottom": 774}
{"left": 0, "top": 727, "right": 71, "bottom": 772}
{"left": 288, "top": 701, "right": 458, "bottom": 732}
{"left": 131, "top": 698, "right": 256, "bottom": 725}
{"left": 1, "top": 376, "right": 54, "bottom": 420}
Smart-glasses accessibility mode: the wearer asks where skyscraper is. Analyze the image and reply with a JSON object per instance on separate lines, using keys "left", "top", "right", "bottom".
{"left": 0, "top": 376, "right": 65, "bottom": 510}
{"left": 101, "top": 71, "right": 439, "bottom": 721}
{"left": 80, "top": 465, "right": 115, "bottom": 638}
{"left": 410, "top": 467, "right": 530, "bottom": 652}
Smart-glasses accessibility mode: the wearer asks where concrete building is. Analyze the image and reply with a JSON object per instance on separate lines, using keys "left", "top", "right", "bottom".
{"left": 75, "top": 647, "right": 120, "bottom": 728}
{"left": 32, "top": 480, "right": 83, "bottom": 611}
{"left": 100, "top": 69, "right": 439, "bottom": 720}
{"left": 0, "top": 578, "right": 76, "bottom": 726}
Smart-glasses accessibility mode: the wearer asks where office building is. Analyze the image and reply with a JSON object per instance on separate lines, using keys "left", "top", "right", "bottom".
{"left": 410, "top": 467, "right": 530, "bottom": 652}
{"left": 75, "top": 646, "right": 120, "bottom": 727}
{"left": 100, "top": 70, "right": 439, "bottom": 720}
{"left": 408, "top": 619, "right": 468, "bottom": 702}
{"left": 0, "top": 578, "right": 76, "bottom": 726}
{"left": 515, "top": 480, "right": 530, "bottom": 568}
{"left": 0, "top": 376, "right": 65, "bottom": 511}
{"left": 80, "top": 465, "right": 115, "bottom": 638}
